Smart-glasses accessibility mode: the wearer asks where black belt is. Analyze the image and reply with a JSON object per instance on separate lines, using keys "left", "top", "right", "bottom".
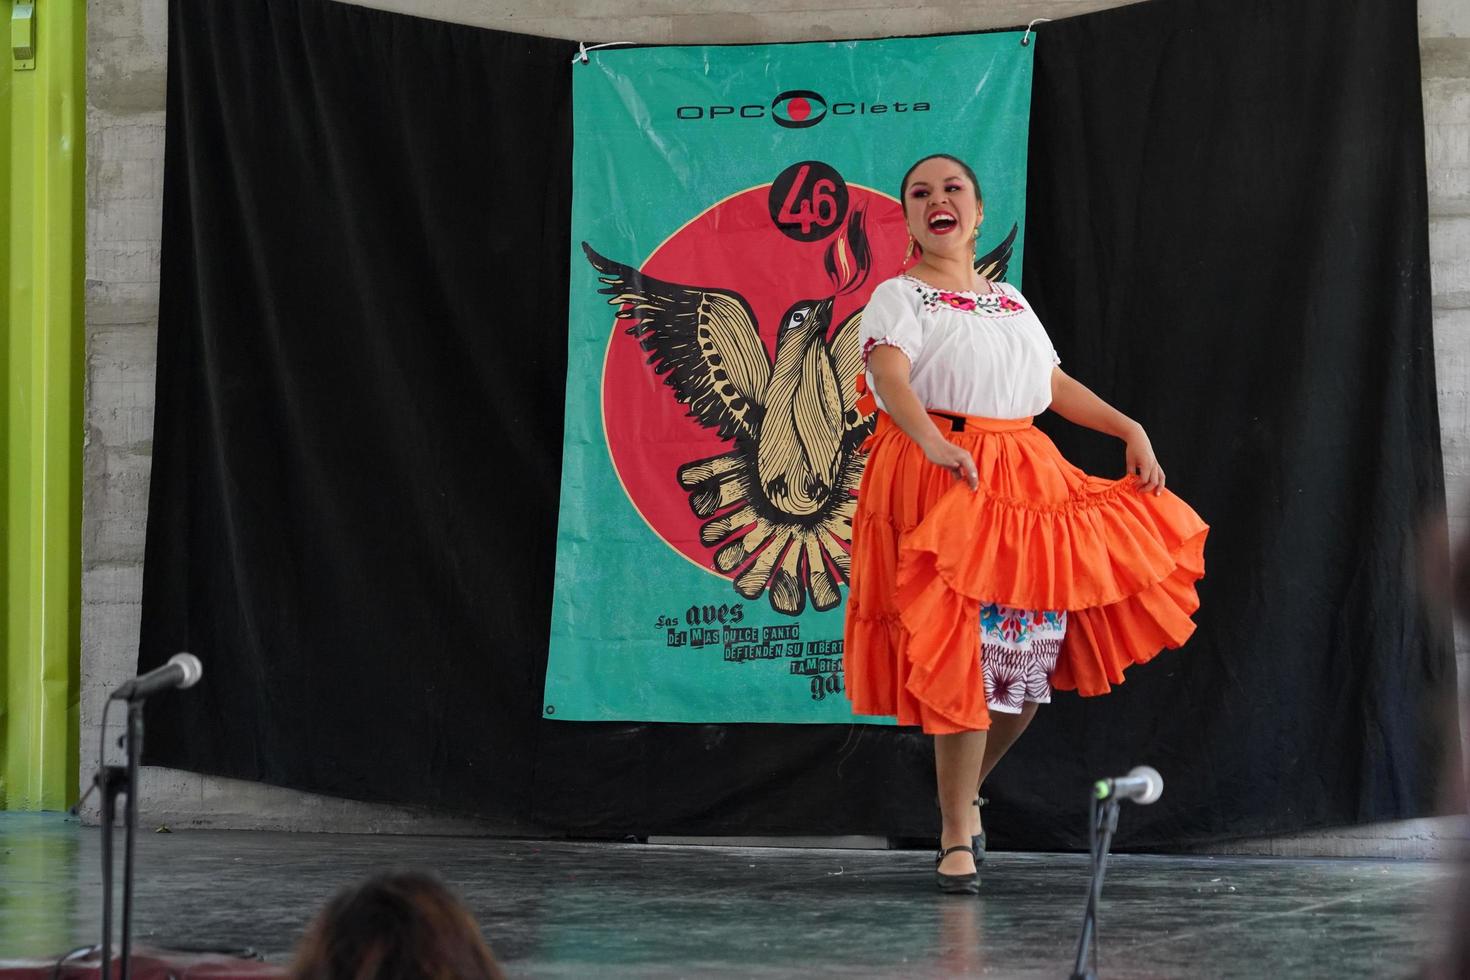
{"left": 929, "top": 411, "right": 967, "bottom": 433}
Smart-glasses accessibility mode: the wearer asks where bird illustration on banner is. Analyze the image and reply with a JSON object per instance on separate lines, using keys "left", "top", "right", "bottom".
{"left": 585, "top": 212, "right": 1017, "bottom": 616}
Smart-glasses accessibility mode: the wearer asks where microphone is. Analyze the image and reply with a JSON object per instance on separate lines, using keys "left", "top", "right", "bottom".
{"left": 1093, "top": 765, "right": 1163, "bottom": 805}
{"left": 111, "top": 653, "right": 203, "bottom": 702}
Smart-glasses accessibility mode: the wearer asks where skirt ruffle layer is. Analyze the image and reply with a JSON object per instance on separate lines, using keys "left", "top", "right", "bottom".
{"left": 842, "top": 412, "right": 1209, "bottom": 734}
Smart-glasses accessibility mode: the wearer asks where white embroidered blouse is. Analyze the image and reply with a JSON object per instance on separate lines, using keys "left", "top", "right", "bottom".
{"left": 860, "top": 274, "right": 1061, "bottom": 420}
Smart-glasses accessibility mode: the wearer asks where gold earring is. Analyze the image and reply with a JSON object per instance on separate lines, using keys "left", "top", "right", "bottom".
{"left": 899, "top": 235, "right": 917, "bottom": 273}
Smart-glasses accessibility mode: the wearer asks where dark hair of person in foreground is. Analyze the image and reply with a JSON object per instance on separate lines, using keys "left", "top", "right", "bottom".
{"left": 289, "top": 870, "right": 507, "bottom": 980}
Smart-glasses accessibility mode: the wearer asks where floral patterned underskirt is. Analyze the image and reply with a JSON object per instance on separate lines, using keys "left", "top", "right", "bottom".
{"left": 980, "top": 603, "right": 1067, "bottom": 714}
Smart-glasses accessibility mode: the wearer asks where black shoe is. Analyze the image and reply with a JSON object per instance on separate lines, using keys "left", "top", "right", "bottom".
{"left": 971, "top": 796, "right": 988, "bottom": 865}
{"left": 934, "top": 844, "right": 980, "bottom": 894}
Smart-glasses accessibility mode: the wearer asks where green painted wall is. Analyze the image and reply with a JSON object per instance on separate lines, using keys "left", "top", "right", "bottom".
{"left": 1, "top": 0, "right": 85, "bottom": 810}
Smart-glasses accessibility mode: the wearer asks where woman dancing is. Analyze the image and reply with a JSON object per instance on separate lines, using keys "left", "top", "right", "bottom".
{"left": 843, "top": 154, "right": 1208, "bottom": 894}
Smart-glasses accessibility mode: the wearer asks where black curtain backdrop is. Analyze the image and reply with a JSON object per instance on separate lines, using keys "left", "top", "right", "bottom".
{"left": 140, "top": 0, "right": 1455, "bottom": 849}
{"left": 1020, "top": 0, "right": 1455, "bottom": 846}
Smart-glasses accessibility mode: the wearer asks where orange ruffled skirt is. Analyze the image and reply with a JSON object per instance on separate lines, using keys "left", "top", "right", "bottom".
{"left": 843, "top": 410, "right": 1209, "bottom": 734}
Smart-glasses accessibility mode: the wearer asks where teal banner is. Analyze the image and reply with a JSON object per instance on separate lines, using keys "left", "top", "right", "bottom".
{"left": 546, "top": 33, "right": 1035, "bottom": 723}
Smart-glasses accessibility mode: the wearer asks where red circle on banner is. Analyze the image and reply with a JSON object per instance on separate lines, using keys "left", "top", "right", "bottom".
{"left": 599, "top": 182, "right": 909, "bottom": 574}
{"left": 787, "top": 98, "right": 812, "bottom": 121}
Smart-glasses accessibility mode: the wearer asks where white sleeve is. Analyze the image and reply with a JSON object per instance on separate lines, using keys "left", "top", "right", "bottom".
{"left": 860, "top": 280, "right": 924, "bottom": 365}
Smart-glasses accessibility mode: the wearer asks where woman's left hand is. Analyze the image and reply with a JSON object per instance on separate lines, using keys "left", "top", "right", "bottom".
{"left": 1124, "top": 425, "right": 1166, "bottom": 495}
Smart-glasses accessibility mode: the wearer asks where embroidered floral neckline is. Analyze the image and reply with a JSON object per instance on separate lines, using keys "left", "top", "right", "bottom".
{"left": 900, "top": 274, "right": 1026, "bottom": 317}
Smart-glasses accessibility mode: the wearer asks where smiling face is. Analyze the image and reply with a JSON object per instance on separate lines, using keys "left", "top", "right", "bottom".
{"left": 902, "top": 156, "right": 983, "bottom": 259}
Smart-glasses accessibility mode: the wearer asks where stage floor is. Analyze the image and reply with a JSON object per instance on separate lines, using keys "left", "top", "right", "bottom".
{"left": 1, "top": 813, "right": 1457, "bottom": 978}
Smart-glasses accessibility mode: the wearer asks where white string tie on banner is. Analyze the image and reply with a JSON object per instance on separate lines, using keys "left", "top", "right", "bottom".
{"left": 1021, "top": 18, "right": 1052, "bottom": 47}
{"left": 574, "top": 41, "right": 636, "bottom": 64}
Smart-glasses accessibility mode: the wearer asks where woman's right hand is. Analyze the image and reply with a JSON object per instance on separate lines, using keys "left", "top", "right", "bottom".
{"left": 865, "top": 347, "right": 978, "bottom": 492}
{"left": 923, "top": 437, "right": 979, "bottom": 491}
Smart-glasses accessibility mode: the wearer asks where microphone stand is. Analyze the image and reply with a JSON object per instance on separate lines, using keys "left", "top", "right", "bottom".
{"left": 93, "top": 697, "right": 145, "bottom": 980}
{"left": 122, "top": 699, "right": 143, "bottom": 979}
{"left": 83, "top": 655, "right": 203, "bottom": 980}
{"left": 94, "top": 759, "right": 123, "bottom": 980}
{"left": 1070, "top": 788, "right": 1121, "bottom": 980}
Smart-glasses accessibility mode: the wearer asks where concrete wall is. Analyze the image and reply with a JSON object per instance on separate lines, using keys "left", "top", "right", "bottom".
{"left": 82, "top": 0, "right": 1470, "bottom": 853}
{"left": 1417, "top": 0, "right": 1470, "bottom": 855}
